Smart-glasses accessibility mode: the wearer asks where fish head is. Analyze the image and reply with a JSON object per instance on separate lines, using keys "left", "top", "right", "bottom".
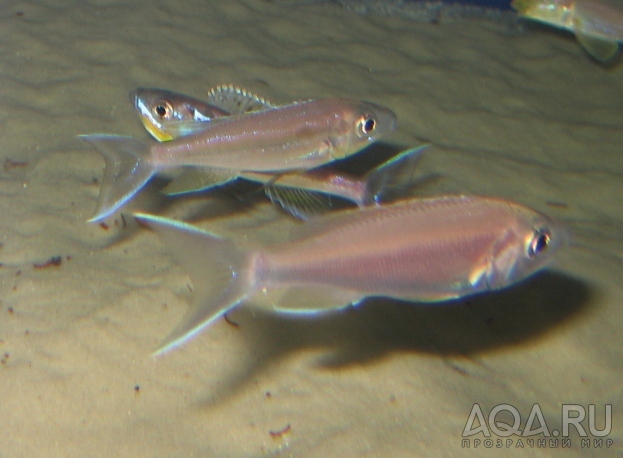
{"left": 129, "top": 88, "right": 229, "bottom": 142}
{"left": 480, "top": 207, "right": 568, "bottom": 291}
{"left": 329, "top": 100, "right": 397, "bottom": 160}
{"left": 511, "top": 0, "right": 575, "bottom": 28}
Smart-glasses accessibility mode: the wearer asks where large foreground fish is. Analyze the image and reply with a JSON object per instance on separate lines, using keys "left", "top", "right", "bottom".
{"left": 512, "top": 0, "right": 623, "bottom": 62}
{"left": 81, "top": 98, "right": 396, "bottom": 221}
{"left": 131, "top": 87, "right": 426, "bottom": 219}
{"left": 135, "top": 195, "right": 566, "bottom": 355}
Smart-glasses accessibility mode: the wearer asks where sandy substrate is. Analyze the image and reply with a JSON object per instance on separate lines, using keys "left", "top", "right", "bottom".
{"left": 0, "top": 0, "right": 621, "bottom": 456}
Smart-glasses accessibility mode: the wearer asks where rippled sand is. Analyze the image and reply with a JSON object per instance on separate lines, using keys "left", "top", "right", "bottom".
{"left": 0, "top": 0, "right": 621, "bottom": 456}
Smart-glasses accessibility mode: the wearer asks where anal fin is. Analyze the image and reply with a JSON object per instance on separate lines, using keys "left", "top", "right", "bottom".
{"left": 162, "top": 168, "right": 240, "bottom": 195}
{"left": 251, "top": 285, "right": 363, "bottom": 316}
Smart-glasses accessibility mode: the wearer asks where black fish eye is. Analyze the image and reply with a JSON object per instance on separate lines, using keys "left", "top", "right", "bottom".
{"left": 359, "top": 117, "right": 376, "bottom": 135}
{"left": 528, "top": 229, "right": 551, "bottom": 258}
{"left": 153, "top": 101, "right": 172, "bottom": 119}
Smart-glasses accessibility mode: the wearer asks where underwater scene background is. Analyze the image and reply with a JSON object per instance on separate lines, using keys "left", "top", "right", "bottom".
{"left": 0, "top": 0, "right": 621, "bottom": 456}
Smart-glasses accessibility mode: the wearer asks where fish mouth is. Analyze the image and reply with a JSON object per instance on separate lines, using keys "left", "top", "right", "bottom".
{"left": 130, "top": 90, "right": 173, "bottom": 141}
{"left": 371, "top": 104, "right": 397, "bottom": 136}
{"left": 128, "top": 89, "right": 140, "bottom": 107}
{"left": 386, "top": 112, "right": 398, "bottom": 133}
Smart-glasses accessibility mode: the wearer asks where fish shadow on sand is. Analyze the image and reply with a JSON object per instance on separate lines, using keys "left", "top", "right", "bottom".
{"left": 198, "top": 270, "right": 592, "bottom": 406}
{"left": 119, "top": 175, "right": 271, "bottom": 222}
{"left": 97, "top": 177, "right": 279, "bottom": 245}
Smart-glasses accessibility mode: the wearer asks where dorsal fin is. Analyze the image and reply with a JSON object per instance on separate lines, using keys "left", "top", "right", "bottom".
{"left": 206, "top": 85, "right": 275, "bottom": 115}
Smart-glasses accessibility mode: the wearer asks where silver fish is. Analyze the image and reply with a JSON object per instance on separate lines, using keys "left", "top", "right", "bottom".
{"left": 80, "top": 98, "right": 396, "bottom": 221}
{"left": 512, "top": 0, "right": 623, "bottom": 62}
{"left": 131, "top": 85, "right": 275, "bottom": 141}
{"left": 131, "top": 88, "right": 230, "bottom": 141}
{"left": 135, "top": 195, "right": 566, "bottom": 355}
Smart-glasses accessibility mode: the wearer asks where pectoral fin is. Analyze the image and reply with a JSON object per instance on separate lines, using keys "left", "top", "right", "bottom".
{"left": 168, "top": 119, "right": 229, "bottom": 138}
{"left": 575, "top": 31, "right": 619, "bottom": 62}
{"left": 162, "top": 168, "right": 240, "bottom": 195}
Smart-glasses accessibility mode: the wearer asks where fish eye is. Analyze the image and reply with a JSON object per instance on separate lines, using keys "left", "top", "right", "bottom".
{"left": 153, "top": 100, "right": 173, "bottom": 119}
{"left": 527, "top": 229, "right": 551, "bottom": 258}
{"left": 358, "top": 116, "right": 376, "bottom": 135}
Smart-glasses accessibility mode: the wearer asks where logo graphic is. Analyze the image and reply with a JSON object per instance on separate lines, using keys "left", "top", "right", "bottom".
{"left": 461, "top": 404, "right": 613, "bottom": 449}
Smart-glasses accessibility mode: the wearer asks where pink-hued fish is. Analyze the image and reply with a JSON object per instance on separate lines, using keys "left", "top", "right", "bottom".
{"left": 161, "top": 145, "right": 428, "bottom": 220}
{"left": 131, "top": 87, "right": 425, "bottom": 219}
{"left": 135, "top": 195, "right": 566, "bottom": 355}
{"left": 512, "top": 0, "right": 623, "bottom": 61}
{"left": 80, "top": 98, "right": 396, "bottom": 222}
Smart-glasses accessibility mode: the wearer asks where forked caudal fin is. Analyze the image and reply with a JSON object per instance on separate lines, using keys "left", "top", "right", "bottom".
{"left": 134, "top": 213, "right": 252, "bottom": 356}
{"left": 361, "top": 144, "right": 430, "bottom": 206}
{"left": 79, "top": 134, "right": 156, "bottom": 222}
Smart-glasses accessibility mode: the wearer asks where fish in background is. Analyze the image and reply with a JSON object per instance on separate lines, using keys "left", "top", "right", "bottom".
{"left": 132, "top": 86, "right": 275, "bottom": 141}
{"left": 80, "top": 95, "right": 396, "bottom": 222}
{"left": 512, "top": 0, "right": 623, "bottom": 62}
{"left": 132, "top": 86, "right": 427, "bottom": 219}
{"left": 163, "top": 146, "right": 428, "bottom": 220}
{"left": 135, "top": 195, "right": 567, "bottom": 355}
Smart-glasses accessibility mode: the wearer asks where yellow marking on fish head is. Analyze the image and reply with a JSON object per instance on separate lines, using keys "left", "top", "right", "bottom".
{"left": 138, "top": 114, "right": 173, "bottom": 142}
{"left": 132, "top": 90, "right": 177, "bottom": 141}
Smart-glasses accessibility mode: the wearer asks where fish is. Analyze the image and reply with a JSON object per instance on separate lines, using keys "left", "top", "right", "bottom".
{"left": 131, "top": 88, "right": 230, "bottom": 142}
{"left": 512, "top": 0, "right": 623, "bottom": 62}
{"left": 131, "top": 87, "right": 425, "bottom": 219}
{"left": 131, "top": 85, "right": 276, "bottom": 141}
{"left": 80, "top": 98, "right": 397, "bottom": 222}
{"left": 135, "top": 195, "right": 567, "bottom": 355}
{"left": 165, "top": 145, "right": 429, "bottom": 219}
